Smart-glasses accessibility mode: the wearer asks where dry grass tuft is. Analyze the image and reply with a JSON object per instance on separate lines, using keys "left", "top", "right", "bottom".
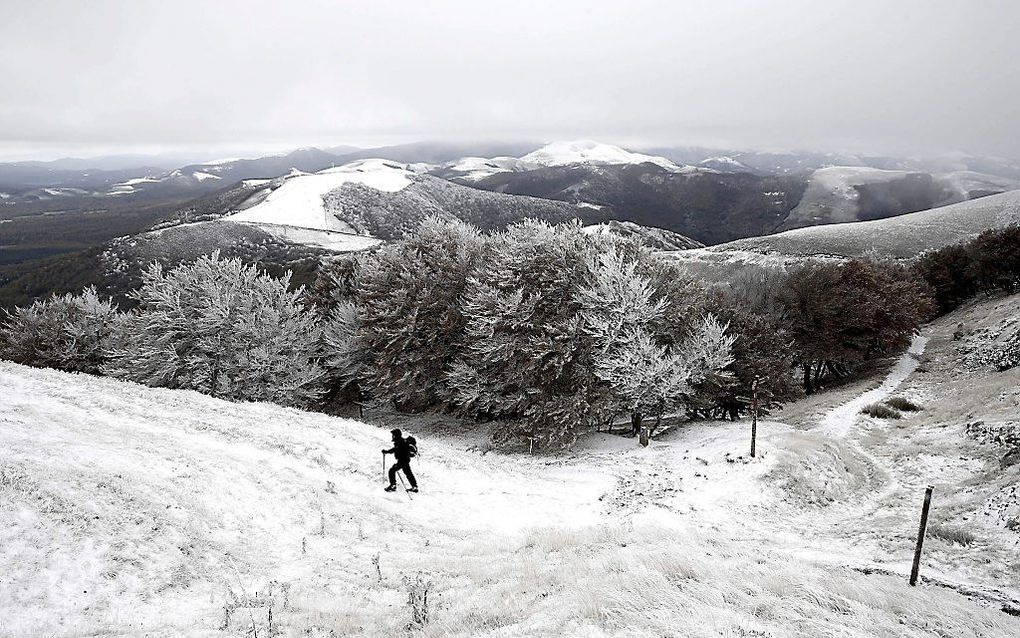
{"left": 861, "top": 403, "right": 901, "bottom": 419}
{"left": 927, "top": 523, "right": 977, "bottom": 546}
{"left": 885, "top": 397, "right": 922, "bottom": 412}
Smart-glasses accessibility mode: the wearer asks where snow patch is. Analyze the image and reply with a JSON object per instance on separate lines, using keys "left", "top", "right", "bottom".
{"left": 107, "top": 176, "right": 160, "bottom": 194}
{"left": 192, "top": 171, "right": 221, "bottom": 182}
{"left": 201, "top": 157, "right": 243, "bottom": 165}
{"left": 229, "top": 159, "right": 414, "bottom": 232}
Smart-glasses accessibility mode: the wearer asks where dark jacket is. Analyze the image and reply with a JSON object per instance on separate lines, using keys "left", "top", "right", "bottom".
{"left": 384, "top": 437, "right": 413, "bottom": 463}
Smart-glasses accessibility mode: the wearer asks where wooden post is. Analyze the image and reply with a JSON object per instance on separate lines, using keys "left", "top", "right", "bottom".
{"left": 750, "top": 377, "right": 759, "bottom": 458}
{"left": 909, "top": 485, "right": 934, "bottom": 586}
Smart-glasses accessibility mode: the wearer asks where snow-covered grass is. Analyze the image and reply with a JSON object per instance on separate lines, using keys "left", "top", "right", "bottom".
{"left": 3, "top": 333, "right": 1019, "bottom": 636}
{"left": 4, "top": 296, "right": 1020, "bottom": 636}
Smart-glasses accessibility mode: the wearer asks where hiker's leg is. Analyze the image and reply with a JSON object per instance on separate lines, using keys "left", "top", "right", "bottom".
{"left": 388, "top": 464, "right": 398, "bottom": 487}
{"left": 402, "top": 462, "right": 417, "bottom": 489}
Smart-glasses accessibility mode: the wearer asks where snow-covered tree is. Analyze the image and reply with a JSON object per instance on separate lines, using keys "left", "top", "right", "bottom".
{"left": 0, "top": 286, "right": 117, "bottom": 374}
{"left": 357, "top": 217, "right": 483, "bottom": 410}
{"left": 449, "top": 220, "right": 620, "bottom": 448}
{"left": 577, "top": 247, "right": 734, "bottom": 435}
{"left": 319, "top": 299, "right": 367, "bottom": 403}
{"left": 104, "top": 252, "right": 324, "bottom": 406}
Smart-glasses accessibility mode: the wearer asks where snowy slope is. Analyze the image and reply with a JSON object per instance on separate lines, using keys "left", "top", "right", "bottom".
{"left": 781, "top": 166, "right": 1018, "bottom": 230}
{"left": 582, "top": 220, "right": 704, "bottom": 250}
{"left": 440, "top": 156, "right": 529, "bottom": 181}
{"left": 707, "top": 187, "right": 1020, "bottom": 261}
{"left": 229, "top": 159, "right": 414, "bottom": 233}
{"left": 784, "top": 166, "right": 915, "bottom": 227}
{"left": 107, "top": 176, "right": 161, "bottom": 195}
{"left": 521, "top": 140, "right": 681, "bottom": 171}
{"left": 664, "top": 187, "right": 1020, "bottom": 284}
{"left": 3, "top": 308, "right": 1019, "bottom": 638}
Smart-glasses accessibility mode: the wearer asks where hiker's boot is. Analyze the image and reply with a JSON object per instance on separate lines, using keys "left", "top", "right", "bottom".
{"left": 384, "top": 485, "right": 397, "bottom": 492}
{"left": 407, "top": 486, "right": 419, "bottom": 493}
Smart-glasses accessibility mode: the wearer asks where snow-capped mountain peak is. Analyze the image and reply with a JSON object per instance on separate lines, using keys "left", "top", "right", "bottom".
{"left": 521, "top": 140, "right": 680, "bottom": 171}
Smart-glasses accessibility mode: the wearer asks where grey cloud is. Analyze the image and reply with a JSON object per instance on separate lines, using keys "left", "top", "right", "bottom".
{"left": 2, "top": 0, "right": 1018, "bottom": 160}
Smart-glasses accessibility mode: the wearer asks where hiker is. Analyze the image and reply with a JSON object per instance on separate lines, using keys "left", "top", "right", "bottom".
{"left": 382, "top": 428, "right": 418, "bottom": 493}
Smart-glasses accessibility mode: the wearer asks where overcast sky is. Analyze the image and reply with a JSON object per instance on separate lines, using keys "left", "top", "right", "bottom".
{"left": 2, "top": 0, "right": 1019, "bottom": 161}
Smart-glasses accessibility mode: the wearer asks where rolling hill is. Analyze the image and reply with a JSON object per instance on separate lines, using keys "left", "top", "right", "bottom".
{"left": 665, "top": 188, "right": 1020, "bottom": 282}
{"left": 709, "top": 188, "right": 1020, "bottom": 260}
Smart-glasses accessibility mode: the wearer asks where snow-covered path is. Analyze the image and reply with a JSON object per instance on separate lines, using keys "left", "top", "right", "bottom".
{"left": 819, "top": 333, "right": 928, "bottom": 437}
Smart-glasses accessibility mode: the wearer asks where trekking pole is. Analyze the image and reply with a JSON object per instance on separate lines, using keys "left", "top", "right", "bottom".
{"left": 396, "top": 472, "right": 413, "bottom": 502}
{"left": 381, "top": 452, "right": 386, "bottom": 481}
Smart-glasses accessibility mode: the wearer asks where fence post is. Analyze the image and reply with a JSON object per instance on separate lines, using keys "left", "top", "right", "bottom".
{"left": 909, "top": 485, "right": 934, "bottom": 586}
{"left": 750, "top": 377, "right": 759, "bottom": 458}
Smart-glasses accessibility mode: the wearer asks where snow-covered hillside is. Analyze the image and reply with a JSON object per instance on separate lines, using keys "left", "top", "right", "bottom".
{"left": 440, "top": 156, "right": 529, "bottom": 182}
{"left": 780, "top": 166, "right": 1018, "bottom": 230}
{"left": 229, "top": 160, "right": 415, "bottom": 233}
{"left": 583, "top": 220, "right": 704, "bottom": 250}
{"left": 434, "top": 141, "right": 686, "bottom": 182}
{"left": 3, "top": 293, "right": 1019, "bottom": 636}
{"left": 107, "top": 176, "right": 161, "bottom": 196}
{"left": 664, "top": 187, "right": 1020, "bottom": 284}
{"left": 520, "top": 140, "right": 681, "bottom": 171}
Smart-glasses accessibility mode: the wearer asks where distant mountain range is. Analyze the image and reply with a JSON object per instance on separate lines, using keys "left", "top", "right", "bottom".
{"left": 3, "top": 138, "right": 1019, "bottom": 310}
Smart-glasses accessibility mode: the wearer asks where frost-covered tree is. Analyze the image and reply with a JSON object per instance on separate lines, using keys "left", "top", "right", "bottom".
{"left": 357, "top": 217, "right": 483, "bottom": 410}
{"left": 104, "top": 252, "right": 324, "bottom": 406}
{"left": 448, "top": 220, "right": 616, "bottom": 447}
{"left": 319, "top": 299, "right": 368, "bottom": 403}
{"left": 0, "top": 286, "right": 117, "bottom": 374}
{"left": 578, "top": 248, "right": 734, "bottom": 435}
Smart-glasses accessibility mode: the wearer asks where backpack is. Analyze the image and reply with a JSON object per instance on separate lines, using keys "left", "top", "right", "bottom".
{"left": 406, "top": 436, "right": 418, "bottom": 458}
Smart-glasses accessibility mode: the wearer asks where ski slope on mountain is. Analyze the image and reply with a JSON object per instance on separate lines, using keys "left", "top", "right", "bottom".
{"left": 230, "top": 160, "right": 414, "bottom": 233}
{"left": 3, "top": 296, "right": 1019, "bottom": 638}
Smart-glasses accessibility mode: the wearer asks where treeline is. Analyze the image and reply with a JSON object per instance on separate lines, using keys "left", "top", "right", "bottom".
{"left": 6, "top": 219, "right": 1015, "bottom": 449}
{"left": 913, "top": 226, "right": 1020, "bottom": 313}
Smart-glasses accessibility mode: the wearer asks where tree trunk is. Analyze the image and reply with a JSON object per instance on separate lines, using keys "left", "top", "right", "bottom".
{"left": 802, "top": 363, "right": 814, "bottom": 394}
{"left": 630, "top": 411, "right": 643, "bottom": 437}
{"left": 648, "top": 408, "right": 663, "bottom": 438}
